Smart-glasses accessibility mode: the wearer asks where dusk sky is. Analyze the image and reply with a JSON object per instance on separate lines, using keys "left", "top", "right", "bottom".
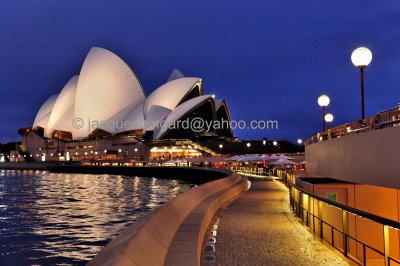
{"left": 0, "top": 0, "right": 399, "bottom": 143}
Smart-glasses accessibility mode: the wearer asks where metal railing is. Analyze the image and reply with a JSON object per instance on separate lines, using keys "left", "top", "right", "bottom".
{"left": 279, "top": 170, "right": 400, "bottom": 266}
{"left": 230, "top": 166, "right": 274, "bottom": 177}
{"left": 306, "top": 109, "right": 400, "bottom": 146}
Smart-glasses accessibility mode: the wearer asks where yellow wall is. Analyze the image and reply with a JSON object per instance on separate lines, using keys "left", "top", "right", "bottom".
{"left": 312, "top": 183, "right": 400, "bottom": 261}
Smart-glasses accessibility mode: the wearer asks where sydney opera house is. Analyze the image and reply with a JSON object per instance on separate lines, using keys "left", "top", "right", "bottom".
{"left": 18, "top": 47, "right": 233, "bottom": 162}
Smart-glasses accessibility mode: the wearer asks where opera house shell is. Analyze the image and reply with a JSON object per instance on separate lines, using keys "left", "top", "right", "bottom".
{"left": 32, "top": 47, "right": 232, "bottom": 141}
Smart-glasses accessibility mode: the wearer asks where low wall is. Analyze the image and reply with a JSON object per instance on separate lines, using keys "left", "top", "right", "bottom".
{"left": 0, "top": 164, "right": 231, "bottom": 184}
{"left": 48, "top": 165, "right": 230, "bottom": 184}
{"left": 306, "top": 126, "right": 400, "bottom": 189}
{"left": 88, "top": 172, "right": 247, "bottom": 266}
{"left": 0, "top": 161, "right": 58, "bottom": 170}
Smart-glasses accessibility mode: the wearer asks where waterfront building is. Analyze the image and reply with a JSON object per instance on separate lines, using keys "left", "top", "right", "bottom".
{"left": 18, "top": 47, "right": 234, "bottom": 161}
{"left": 292, "top": 104, "right": 400, "bottom": 265}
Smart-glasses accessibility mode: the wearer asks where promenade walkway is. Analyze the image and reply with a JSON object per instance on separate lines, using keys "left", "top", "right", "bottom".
{"left": 208, "top": 179, "right": 352, "bottom": 266}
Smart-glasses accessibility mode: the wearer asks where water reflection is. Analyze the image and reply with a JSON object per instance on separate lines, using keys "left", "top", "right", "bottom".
{"left": 0, "top": 170, "right": 194, "bottom": 265}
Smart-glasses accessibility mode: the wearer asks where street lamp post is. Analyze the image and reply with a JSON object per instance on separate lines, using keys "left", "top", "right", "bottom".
{"left": 324, "top": 113, "right": 334, "bottom": 129}
{"left": 297, "top": 139, "right": 302, "bottom": 153}
{"left": 351, "top": 47, "right": 372, "bottom": 120}
{"left": 318, "top": 95, "right": 330, "bottom": 132}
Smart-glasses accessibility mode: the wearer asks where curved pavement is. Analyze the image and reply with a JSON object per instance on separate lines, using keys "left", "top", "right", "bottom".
{"left": 210, "top": 179, "right": 351, "bottom": 266}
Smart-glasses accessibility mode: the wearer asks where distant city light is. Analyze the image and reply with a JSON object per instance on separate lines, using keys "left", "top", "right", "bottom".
{"left": 246, "top": 142, "right": 251, "bottom": 147}
{"left": 219, "top": 144, "right": 223, "bottom": 149}
{"left": 273, "top": 141, "right": 278, "bottom": 146}
{"left": 297, "top": 139, "right": 303, "bottom": 144}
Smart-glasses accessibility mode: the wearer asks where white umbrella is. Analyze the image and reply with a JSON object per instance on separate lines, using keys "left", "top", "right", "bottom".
{"left": 268, "top": 154, "right": 280, "bottom": 160}
{"left": 236, "top": 155, "right": 252, "bottom": 162}
{"left": 270, "top": 158, "right": 298, "bottom": 165}
{"left": 244, "top": 154, "right": 263, "bottom": 162}
{"left": 279, "top": 154, "right": 295, "bottom": 160}
{"left": 226, "top": 155, "right": 239, "bottom": 161}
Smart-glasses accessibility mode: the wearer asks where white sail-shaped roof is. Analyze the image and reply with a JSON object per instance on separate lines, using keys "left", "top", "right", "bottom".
{"left": 143, "top": 105, "right": 171, "bottom": 131}
{"left": 123, "top": 102, "right": 145, "bottom": 131}
{"left": 107, "top": 102, "right": 146, "bottom": 133}
{"left": 74, "top": 47, "right": 146, "bottom": 138}
{"left": 153, "top": 95, "right": 214, "bottom": 139}
{"left": 33, "top": 113, "right": 52, "bottom": 131}
{"left": 215, "top": 99, "right": 223, "bottom": 110}
{"left": 167, "top": 69, "right": 185, "bottom": 82}
{"left": 96, "top": 100, "right": 143, "bottom": 133}
{"left": 144, "top": 77, "right": 201, "bottom": 120}
{"left": 46, "top": 76, "right": 79, "bottom": 136}
{"left": 31, "top": 47, "right": 233, "bottom": 141}
{"left": 33, "top": 94, "right": 58, "bottom": 130}
{"left": 48, "top": 105, "right": 75, "bottom": 136}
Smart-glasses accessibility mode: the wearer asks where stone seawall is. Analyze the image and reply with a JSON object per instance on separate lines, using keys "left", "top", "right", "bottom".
{"left": 0, "top": 162, "right": 57, "bottom": 170}
{"left": 88, "top": 172, "right": 247, "bottom": 266}
{"left": 0, "top": 164, "right": 230, "bottom": 184}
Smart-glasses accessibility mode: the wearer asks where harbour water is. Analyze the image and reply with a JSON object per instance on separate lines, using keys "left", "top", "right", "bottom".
{"left": 0, "top": 170, "right": 194, "bottom": 265}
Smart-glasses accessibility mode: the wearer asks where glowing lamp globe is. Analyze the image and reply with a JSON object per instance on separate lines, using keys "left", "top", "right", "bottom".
{"left": 325, "top": 113, "right": 334, "bottom": 123}
{"left": 297, "top": 139, "right": 302, "bottom": 144}
{"left": 318, "top": 95, "right": 330, "bottom": 107}
{"left": 351, "top": 47, "right": 372, "bottom": 67}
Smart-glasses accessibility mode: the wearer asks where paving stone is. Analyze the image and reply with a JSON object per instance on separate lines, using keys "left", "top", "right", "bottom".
{"left": 214, "top": 180, "right": 351, "bottom": 266}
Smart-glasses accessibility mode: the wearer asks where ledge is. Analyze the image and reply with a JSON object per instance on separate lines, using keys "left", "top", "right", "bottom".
{"left": 87, "top": 171, "right": 247, "bottom": 266}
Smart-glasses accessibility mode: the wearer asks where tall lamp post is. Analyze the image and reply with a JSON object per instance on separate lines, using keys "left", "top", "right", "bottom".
{"left": 324, "top": 113, "right": 334, "bottom": 129}
{"left": 297, "top": 139, "right": 303, "bottom": 153}
{"left": 351, "top": 47, "right": 372, "bottom": 120}
{"left": 318, "top": 95, "right": 330, "bottom": 132}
